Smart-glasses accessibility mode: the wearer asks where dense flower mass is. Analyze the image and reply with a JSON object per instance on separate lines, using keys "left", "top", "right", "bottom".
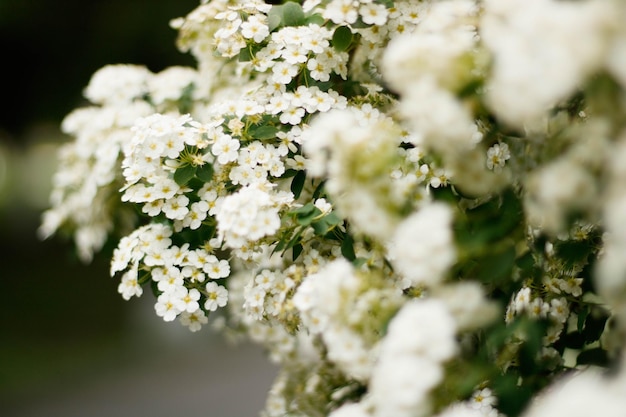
{"left": 42, "top": 0, "right": 626, "bottom": 416}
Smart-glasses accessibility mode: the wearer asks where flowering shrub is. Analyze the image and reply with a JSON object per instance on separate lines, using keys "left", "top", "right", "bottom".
{"left": 41, "top": 0, "right": 626, "bottom": 416}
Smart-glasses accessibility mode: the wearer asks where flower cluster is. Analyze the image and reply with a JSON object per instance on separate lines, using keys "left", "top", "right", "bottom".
{"left": 43, "top": 0, "right": 626, "bottom": 416}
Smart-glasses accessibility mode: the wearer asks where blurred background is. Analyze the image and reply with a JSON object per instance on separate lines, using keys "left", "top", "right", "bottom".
{"left": 0, "top": 1, "right": 277, "bottom": 416}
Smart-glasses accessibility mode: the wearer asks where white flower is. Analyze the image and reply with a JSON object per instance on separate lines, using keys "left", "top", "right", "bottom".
{"left": 524, "top": 159, "right": 597, "bottom": 235}
{"left": 179, "top": 310, "right": 208, "bottom": 332}
{"left": 244, "top": 284, "right": 267, "bottom": 317}
{"left": 521, "top": 368, "right": 626, "bottom": 417}
{"left": 204, "top": 258, "right": 231, "bottom": 279}
{"left": 240, "top": 14, "right": 269, "bottom": 43}
{"left": 141, "top": 199, "right": 164, "bottom": 217}
{"left": 266, "top": 94, "right": 290, "bottom": 114}
{"left": 370, "top": 299, "right": 457, "bottom": 417}
{"left": 279, "top": 105, "right": 306, "bottom": 125}
{"left": 154, "top": 289, "right": 186, "bottom": 322}
{"left": 216, "top": 184, "right": 285, "bottom": 248}
{"left": 84, "top": 64, "right": 151, "bottom": 105}
{"left": 482, "top": 0, "right": 620, "bottom": 128}
{"left": 204, "top": 282, "right": 229, "bottom": 311}
{"left": 307, "top": 58, "right": 331, "bottom": 82}
{"left": 271, "top": 61, "right": 299, "bottom": 85}
{"left": 118, "top": 265, "right": 143, "bottom": 300}
{"left": 294, "top": 259, "right": 358, "bottom": 325}
{"left": 328, "top": 402, "right": 370, "bottom": 417}
{"left": 558, "top": 277, "right": 583, "bottom": 297}
{"left": 212, "top": 134, "right": 240, "bottom": 164}
{"left": 155, "top": 267, "right": 184, "bottom": 292}
{"left": 255, "top": 270, "right": 277, "bottom": 291}
{"left": 434, "top": 282, "right": 499, "bottom": 330}
{"left": 282, "top": 44, "right": 309, "bottom": 65}
{"left": 382, "top": 8, "right": 477, "bottom": 93}
{"left": 323, "top": 325, "right": 373, "bottom": 382}
{"left": 388, "top": 203, "right": 456, "bottom": 288}
{"left": 148, "top": 66, "right": 197, "bottom": 105}
{"left": 180, "top": 288, "right": 201, "bottom": 313}
{"left": 314, "top": 198, "right": 332, "bottom": 214}
{"left": 110, "top": 236, "right": 139, "bottom": 275}
{"left": 235, "top": 100, "right": 265, "bottom": 118}
{"left": 607, "top": 26, "right": 626, "bottom": 89}
{"left": 324, "top": 0, "right": 358, "bottom": 24}
{"left": 470, "top": 388, "right": 497, "bottom": 411}
{"left": 182, "top": 200, "right": 209, "bottom": 230}
{"left": 486, "top": 143, "right": 511, "bottom": 172}
{"left": 162, "top": 194, "right": 190, "bottom": 220}
{"left": 370, "top": 356, "right": 443, "bottom": 417}
{"left": 215, "top": 14, "right": 241, "bottom": 39}
{"left": 514, "top": 287, "right": 532, "bottom": 313}
{"left": 359, "top": 3, "right": 388, "bottom": 26}
{"left": 549, "top": 298, "right": 570, "bottom": 324}
{"left": 396, "top": 78, "right": 479, "bottom": 157}
{"left": 384, "top": 299, "right": 458, "bottom": 362}
{"left": 529, "top": 297, "right": 549, "bottom": 319}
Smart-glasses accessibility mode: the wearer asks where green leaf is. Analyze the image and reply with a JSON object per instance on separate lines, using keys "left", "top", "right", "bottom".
{"left": 492, "top": 372, "right": 533, "bottom": 417}
{"left": 324, "top": 212, "right": 341, "bottom": 226}
{"left": 431, "top": 361, "right": 491, "bottom": 409}
{"left": 292, "top": 243, "right": 303, "bottom": 261}
{"left": 285, "top": 227, "right": 305, "bottom": 251}
{"left": 268, "top": 5, "right": 283, "bottom": 31}
{"left": 457, "top": 77, "right": 484, "bottom": 99}
{"left": 281, "top": 169, "right": 298, "bottom": 179}
{"left": 196, "top": 163, "right": 214, "bottom": 182}
{"left": 251, "top": 125, "right": 279, "bottom": 140}
{"left": 353, "top": 257, "right": 367, "bottom": 268}
{"left": 311, "top": 220, "right": 330, "bottom": 236}
{"left": 515, "top": 251, "right": 534, "bottom": 270}
{"left": 174, "top": 164, "right": 196, "bottom": 186}
{"left": 332, "top": 25, "right": 353, "bottom": 52}
{"left": 497, "top": 189, "right": 524, "bottom": 235}
{"left": 282, "top": 1, "right": 305, "bottom": 27}
{"left": 474, "top": 243, "right": 516, "bottom": 285}
{"left": 559, "top": 331, "right": 586, "bottom": 349}
{"left": 458, "top": 188, "right": 523, "bottom": 248}
{"left": 340, "top": 80, "right": 369, "bottom": 99}
{"left": 518, "top": 319, "right": 549, "bottom": 376}
{"left": 513, "top": 254, "right": 543, "bottom": 287}
{"left": 306, "top": 13, "right": 325, "bottom": 26}
{"left": 311, "top": 180, "right": 326, "bottom": 200}
{"left": 349, "top": 18, "right": 370, "bottom": 29}
{"left": 291, "top": 170, "right": 306, "bottom": 199}
{"left": 577, "top": 305, "right": 590, "bottom": 333}
{"left": 150, "top": 279, "right": 160, "bottom": 298}
{"left": 554, "top": 239, "right": 597, "bottom": 268}
{"left": 577, "top": 347, "right": 609, "bottom": 367}
{"left": 311, "top": 212, "right": 341, "bottom": 236}
{"left": 581, "top": 306, "right": 609, "bottom": 344}
{"left": 341, "top": 233, "right": 356, "bottom": 261}
{"left": 290, "top": 202, "right": 317, "bottom": 216}
{"left": 178, "top": 83, "right": 195, "bottom": 114}
{"left": 273, "top": 236, "right": 287, "bottom": 254}
{"left": 485, "top": 320, "right": 519, "bottom": 357}
{"left": 238, "top": 47, "right": 254, "bottom": 62}
{"left": 296, "top": 206, "right": 322, "bottom": 226}
{"left": 431, "top": 185, "right": 457, "bottom": 204}
{"left": 200, "top": 221, "right": 217, "bottom": 242}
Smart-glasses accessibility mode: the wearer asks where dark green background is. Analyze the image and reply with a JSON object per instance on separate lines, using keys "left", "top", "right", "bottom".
{"left": 0, "top": 0, "right": 196, "bottom": 142}
{"left": 0, "top": 2, "right": 276, "bottom": 416}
